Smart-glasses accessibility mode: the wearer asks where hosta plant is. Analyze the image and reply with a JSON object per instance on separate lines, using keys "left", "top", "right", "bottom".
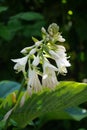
{"left": 0, "top": 23, "right": 87, "bottom": 130}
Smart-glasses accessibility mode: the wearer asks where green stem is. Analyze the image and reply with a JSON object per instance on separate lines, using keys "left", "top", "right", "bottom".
{"left": 16, "top": 78, "right": 25, "bottom": 100}
{"left": 4, "top": 78, "right": 25, "bottom": 130}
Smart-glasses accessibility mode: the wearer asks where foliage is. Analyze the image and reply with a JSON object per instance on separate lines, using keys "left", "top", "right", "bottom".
{"left": 0, "top": 81, "right": 87, "bottom": 130}
{"left": 0, "top": 0, "right": 87, "bottom": 130}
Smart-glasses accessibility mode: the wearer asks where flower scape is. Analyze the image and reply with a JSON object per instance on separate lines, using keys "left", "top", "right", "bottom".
{"left": 12, "top": 23, "right": 71, "bottom": 98}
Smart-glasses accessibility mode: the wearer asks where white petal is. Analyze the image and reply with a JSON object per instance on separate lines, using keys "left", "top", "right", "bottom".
{"left": 35, "top": 40, "right": 42, "bottom": 47}
{"left": 58, "top": 35, "right": 65, "bottom": 42}
{"left": 42, "top": 68, "right": 58, "bottom": 89}
{"left": 29, "top": 48, "right": 36, "bottom": 55}
{"left": 11, "top": 55, "right": 28, "bottom": 72}
{"left": 11, "top": 55, "right": 28, "bottom": 65}
{"left": 32, "top": 55, "right": 40, "bottom": 66}
{"left": 43, "top": 58, "right": 58, "bottom": 72}
{"left": 49, "top": 50, "right": 59, "bottom": 59}
{"left": 58, "top": 66, "right": 67, "bottom": 74}
{"left": 57, "top": 45, "right": 66, "bottom": 52}
{"left": 28, "top": 69, "right": 42, "bottom": 93}
{"left": 21, "top": 46, "right": 34, "bottom": 54}
{"left": 43, "top": 74, "right": 48, "bottom": 79}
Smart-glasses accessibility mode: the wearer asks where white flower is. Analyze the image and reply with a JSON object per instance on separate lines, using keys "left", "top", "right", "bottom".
{"left": 42, "top": 59, "right": 58, "bottom": 89}
{"left": 28, "top": 68, "right": 41, "bottom": 94}
{"left": 35, "top": 40, "right": 42, "bottom": 47}
{"left": 58, "top": 35, "right": 65, "bottom": 42}
{"left": 11, "top": 55, "right": 28, "bottom": 73}
{"left": 43, "top": 58, "right": 58, "bottom": 72}
{"left": 29, "top": 48, "right": 36, "bottom": 55}
{"left": 21, "top": 45, "right": 34, "bottom": 54}
{"left": 42, "top": 68, "right": 58, "bottom": 89}
{"left": 49, "top": 45, "right": 71, "bottom": 75}
{"left": 57, "top": 45, "right": 66, "bottom": 53}
{"left": 32, "top": 55, "right": 40, "bottom": 66}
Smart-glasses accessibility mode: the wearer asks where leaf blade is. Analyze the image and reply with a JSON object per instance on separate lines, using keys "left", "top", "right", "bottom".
{"left": 11, "top": 81, "right": 87, "bottom": 127}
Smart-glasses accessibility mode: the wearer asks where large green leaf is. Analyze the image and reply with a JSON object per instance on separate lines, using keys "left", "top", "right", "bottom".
{"left": 10, "top": 81, "right": 87, "bottom": 128}
{"left": 11, "top": 12, "right": 44, "bottom": 21}
{"left": 0, "top": 80, "right": 20, "bottom": 98}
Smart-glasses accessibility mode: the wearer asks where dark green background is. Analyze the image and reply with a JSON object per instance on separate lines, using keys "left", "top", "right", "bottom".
{"left": 0, "top": 0, "right": 87, "bottom": 129}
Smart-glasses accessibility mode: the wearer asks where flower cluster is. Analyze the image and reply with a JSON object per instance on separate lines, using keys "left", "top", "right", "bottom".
{"left": 12, "top": 23, "right": 71, "bottom": 96}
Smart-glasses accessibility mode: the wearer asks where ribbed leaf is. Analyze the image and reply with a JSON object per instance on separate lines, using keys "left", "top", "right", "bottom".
{"left": 11, "top": 81, "right": 87, "bottom": 128}
{"left": 0, "top": 80, "right": 20, "bottom": 98}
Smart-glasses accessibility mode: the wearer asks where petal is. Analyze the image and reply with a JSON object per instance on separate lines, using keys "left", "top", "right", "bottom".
{"left": 21, "top": 45, "right": 34, "bottom": 54}
{"left": 32, "top": 55, "right": 40, "bottom": 66}
{"left": 11, "top": 55, "right": 28, "bottom": 72}
{"left": 11, "top": 55, "right": 28, "bottom": 65}
{"left": 29, "top": 48, "right": 36, "bottom": 55}
{"left": 42, "top": 68, "right": 58, "bottom": 89}
{"left": 35, "top": 40, "right": 42, "bottom": 47}
{"left": 43, "top": 58, "right": 58, "bottom": 72}
{"left": 28, "top": 69, "right": 42, "bottom": 93}
{"left": 58, "top": 35, "right": 65, "bottom": 42}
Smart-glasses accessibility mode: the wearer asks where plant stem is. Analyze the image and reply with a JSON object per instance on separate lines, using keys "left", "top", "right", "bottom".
{"left": 16, "top": 78, "right": 25, "bottom": 100}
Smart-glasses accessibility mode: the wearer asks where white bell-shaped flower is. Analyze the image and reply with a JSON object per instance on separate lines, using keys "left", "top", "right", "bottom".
{"left": 11, "top": 55, "right": 28, "bottom": 73}
{"left": 49, "top": 45, "right": 71, "bottom": 75}
{"left": 28, "top": 68, "right": 41, "bottom": 94}
{"left": 42, "top": 59, "right": 58, "bottom": 89}
{"left": 21, "top": 45, "right": 34, "bottom": 54}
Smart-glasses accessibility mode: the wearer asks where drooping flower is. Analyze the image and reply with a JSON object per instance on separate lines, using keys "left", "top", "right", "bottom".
{"left": 21, "top": 45, "right": 34, "bottom": 54}
{"left": 49, "top": 45, "right": 71, "bottom": 75}
{"left": 11, "top": 55, "right": 28, "bottom": 73}
{"left": 27, "top": 68, "right": 41, "bottom": 94}
{"left": 12, "top": 23, "right": 71, "bottom": 97}
{"left": 42, "top": 68, "right": 58, "bottom": 89}
{"left": 29, "top": 48, "right": 37, "bottom": 55}
{"left": 42, "top": 59, "right": 58, "bottom": 89}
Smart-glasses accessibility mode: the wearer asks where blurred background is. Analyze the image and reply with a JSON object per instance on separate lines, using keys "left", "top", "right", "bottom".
{"left": 0, "top": 0, "right": 87, "bottom": 129}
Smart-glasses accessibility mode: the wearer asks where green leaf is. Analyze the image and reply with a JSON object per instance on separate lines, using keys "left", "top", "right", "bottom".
{"left": 0, "top": 24, "right": 14, "bottom": 41}
{"left": 0, "top": 6, "right": 8, "bottom": 13}
{"left": 0, "top": 80, "right": 20, "bottom": 98}
{"left": 11, "top": 12, "right": 44, "bottom": 21}
{"left": 0, "top": 81, "right": 20, "bottom": 125}
{"left": 65, "top": 107, "right": 87, "bottom": 121}
{"left": 11, "top": 81, "right": 87, "bottom": 128}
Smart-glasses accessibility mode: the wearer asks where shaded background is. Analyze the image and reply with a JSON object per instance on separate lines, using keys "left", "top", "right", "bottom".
{"left": 0, "top": 0, "right": 87, "bottom": 129}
